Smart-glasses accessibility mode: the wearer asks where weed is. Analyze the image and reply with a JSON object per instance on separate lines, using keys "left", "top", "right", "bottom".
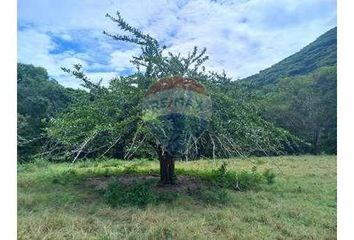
{"left": 126, "top": 181, "right": 156, "bottom": 206}
{"left": 263, "top": 169, "right": 276, "bottom": 184}
{"left": 237, "top": 170, "right": 263, "bottom": 190}
{"left": 208, "top": 163, "right": 267, "bottom": 190}
{"left": 103, "top": 180, "right": 125, "bottom": 207}
{"left": 218, "top": 162, "right": 228, "bottom": 177}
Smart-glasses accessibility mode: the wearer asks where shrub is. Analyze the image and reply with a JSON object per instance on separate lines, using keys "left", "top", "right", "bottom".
{"left": 103, "top": 180, "right": 159, "bottom": 207}
{"left": 263, "top": 169, "right": 276, "bottom": 184}
{"left": 103, "top": 180, "right": 125, "bottom": 207}
{"left": 237, "top": 169, "right": 263, "bottom": 190}
{"left": 103, "top": 179, "right": 183, "bottom": 207}
{"left": 126, "top": 182, "right": 156, "bottom": 206}
{"left": 218, "top": 162, "right": 228, "bottom": 177}
{"left": 208, "top": 163, "right": 269, "bottom": 191}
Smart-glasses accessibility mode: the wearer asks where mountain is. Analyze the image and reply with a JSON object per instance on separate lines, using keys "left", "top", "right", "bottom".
{"left": 234, "top": 27, "right": 337, "bottom": 154}
{"left": 240, "top": 27, "right": 337, "bottom": 86}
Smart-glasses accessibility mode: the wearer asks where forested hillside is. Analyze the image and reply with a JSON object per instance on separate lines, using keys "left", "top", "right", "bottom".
{"left": 241, "top": 27, "right": 337, "bottom": 86}
{"left": 233, "top": 27, "right": 337, "bottom": 154}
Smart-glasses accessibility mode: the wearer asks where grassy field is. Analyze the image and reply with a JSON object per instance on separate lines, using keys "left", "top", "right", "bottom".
{"left": 18, "top": 155, "right": 336, "bottom": 240}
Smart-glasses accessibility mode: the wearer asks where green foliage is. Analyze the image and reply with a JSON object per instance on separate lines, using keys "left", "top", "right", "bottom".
{"left": 33, "top": 157, "right": 49, "bottom": 168}
{"left": 217, "top": 162, "right": 228, "bottom": 178}
{"left": 101, "top": 164, "right": 266, "bottom": 207}
{"left": 103, "top": 180, "right": 177, "bottom": 207}
{"left": 46, "top": 83, "right": 143, "bottom": 159}
{"left": 237, "top": 168, "right": 264, "bottom": 190}
{"left": 103, "top": 180, "right": 126, "bottom": 207}
{"left": 52, "top": 168, "right": 79, "bottom": 185}
{"left": 46, "top": 12, "right": 305, "bottom": 161}
{"left": 17, "top": 63, "right": 81, "bottom": 162}
{"left": 19, "top": 13, "right": 336, "bottom": 161}
{"left": 125, "top": 181, "right": 156, "bottom": 206}
{"left": 253, "top": 66, "right": 337, "bottom": 154}
{"left": 234, "top": 27, "right": 337, "bottom": 154}
{"left": 241, "top": 27, "right": 336, "bottom": 86}
{"left": 175, "top": 162, "right": 273, "bottom": 190}
{"left": 263, "top": 169, "right": 276, "bottom": 184}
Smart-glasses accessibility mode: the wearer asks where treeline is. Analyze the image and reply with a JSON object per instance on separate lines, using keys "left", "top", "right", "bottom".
{"left": 17, "top": 63, "right": 85, "bottom": 162}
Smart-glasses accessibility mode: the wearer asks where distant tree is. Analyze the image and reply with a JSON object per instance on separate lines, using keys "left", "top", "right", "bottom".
{"left": 17, "top": 63, "right": 79, "bottom": 161}
{"left": 259, "top": 66, "right": 336, "bottom": 154}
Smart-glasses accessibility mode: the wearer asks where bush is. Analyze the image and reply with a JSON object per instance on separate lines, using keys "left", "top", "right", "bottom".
{"left": 208, "top": 163, "right": 268, "bottom": 191}
{"left": 237, "top": 170, "right": 263, "bottom": 190}
{"left": 126, "top": 182, "right": 156, "bottom": 206}
{"left": 103, "top": 180, "right": 126, "bottom": 207}
{"left": 263, "top": 169, "right": 276, "bottom": 184}
{"left": 218, "top": 162, "right": 228, "bottom": 177}
{"left": 103, "top": 180, "right": 177, "bottom": 207}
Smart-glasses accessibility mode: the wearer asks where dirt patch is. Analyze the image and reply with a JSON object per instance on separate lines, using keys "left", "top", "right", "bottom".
{"left": 155, "top": 175, "right": 202, "bottom": 194}
{"left": 85, "top": 174, "right": 203, "bottom": 193}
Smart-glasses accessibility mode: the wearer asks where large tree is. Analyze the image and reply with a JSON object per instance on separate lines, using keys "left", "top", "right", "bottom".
{"left": 47, "top": 12, "right": 304, "bottom": 184}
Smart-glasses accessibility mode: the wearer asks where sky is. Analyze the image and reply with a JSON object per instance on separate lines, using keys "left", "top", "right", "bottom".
{"left": 18, "top": 0, "right": 336, "bottom": 89}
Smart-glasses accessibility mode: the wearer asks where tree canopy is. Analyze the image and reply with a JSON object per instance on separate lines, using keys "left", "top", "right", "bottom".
{"left": 45, "top": 11, "right": 304, "bottom": 167}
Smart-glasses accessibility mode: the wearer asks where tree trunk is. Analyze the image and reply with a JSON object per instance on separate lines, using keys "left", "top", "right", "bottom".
{"left": 157, "top": 147, "right": 175, "bottom": 185}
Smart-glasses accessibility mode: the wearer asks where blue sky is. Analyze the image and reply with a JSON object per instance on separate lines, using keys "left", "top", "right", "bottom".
{"left": 18, "top": 0, "right": 336, "bottom": 88}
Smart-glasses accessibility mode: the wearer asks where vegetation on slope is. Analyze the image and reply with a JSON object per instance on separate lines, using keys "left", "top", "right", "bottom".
{"left": 241, "top": 27, "right": 336, "bottom": 86}
{"left": 233, "top": 27, "right": 337, "bottom": 154}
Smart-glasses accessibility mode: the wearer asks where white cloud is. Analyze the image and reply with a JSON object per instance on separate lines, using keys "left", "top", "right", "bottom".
{"left": 86, "top": 71, "right": 118, "bottom": 86}
{"left": 60, "top": 34, "right": 72, "bottom": 41}
{"left": 18, "top": 28, "right": 117, "bottom": 88}
{"left": 18, "top": 0, "right": 337, "bottom": 87}
{"left": 110, "top": 48, "right": 141, "bottom": 72}
{"left": 18, "top": 28, "right": 59, "bottom": 75}
{"left": 148, "top": 0, "right": 336, "bottom": 78}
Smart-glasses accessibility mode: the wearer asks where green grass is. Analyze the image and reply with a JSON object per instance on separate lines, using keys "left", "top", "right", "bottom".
{"left": 18, "top": 155, "right": 336, "bottom": 240}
